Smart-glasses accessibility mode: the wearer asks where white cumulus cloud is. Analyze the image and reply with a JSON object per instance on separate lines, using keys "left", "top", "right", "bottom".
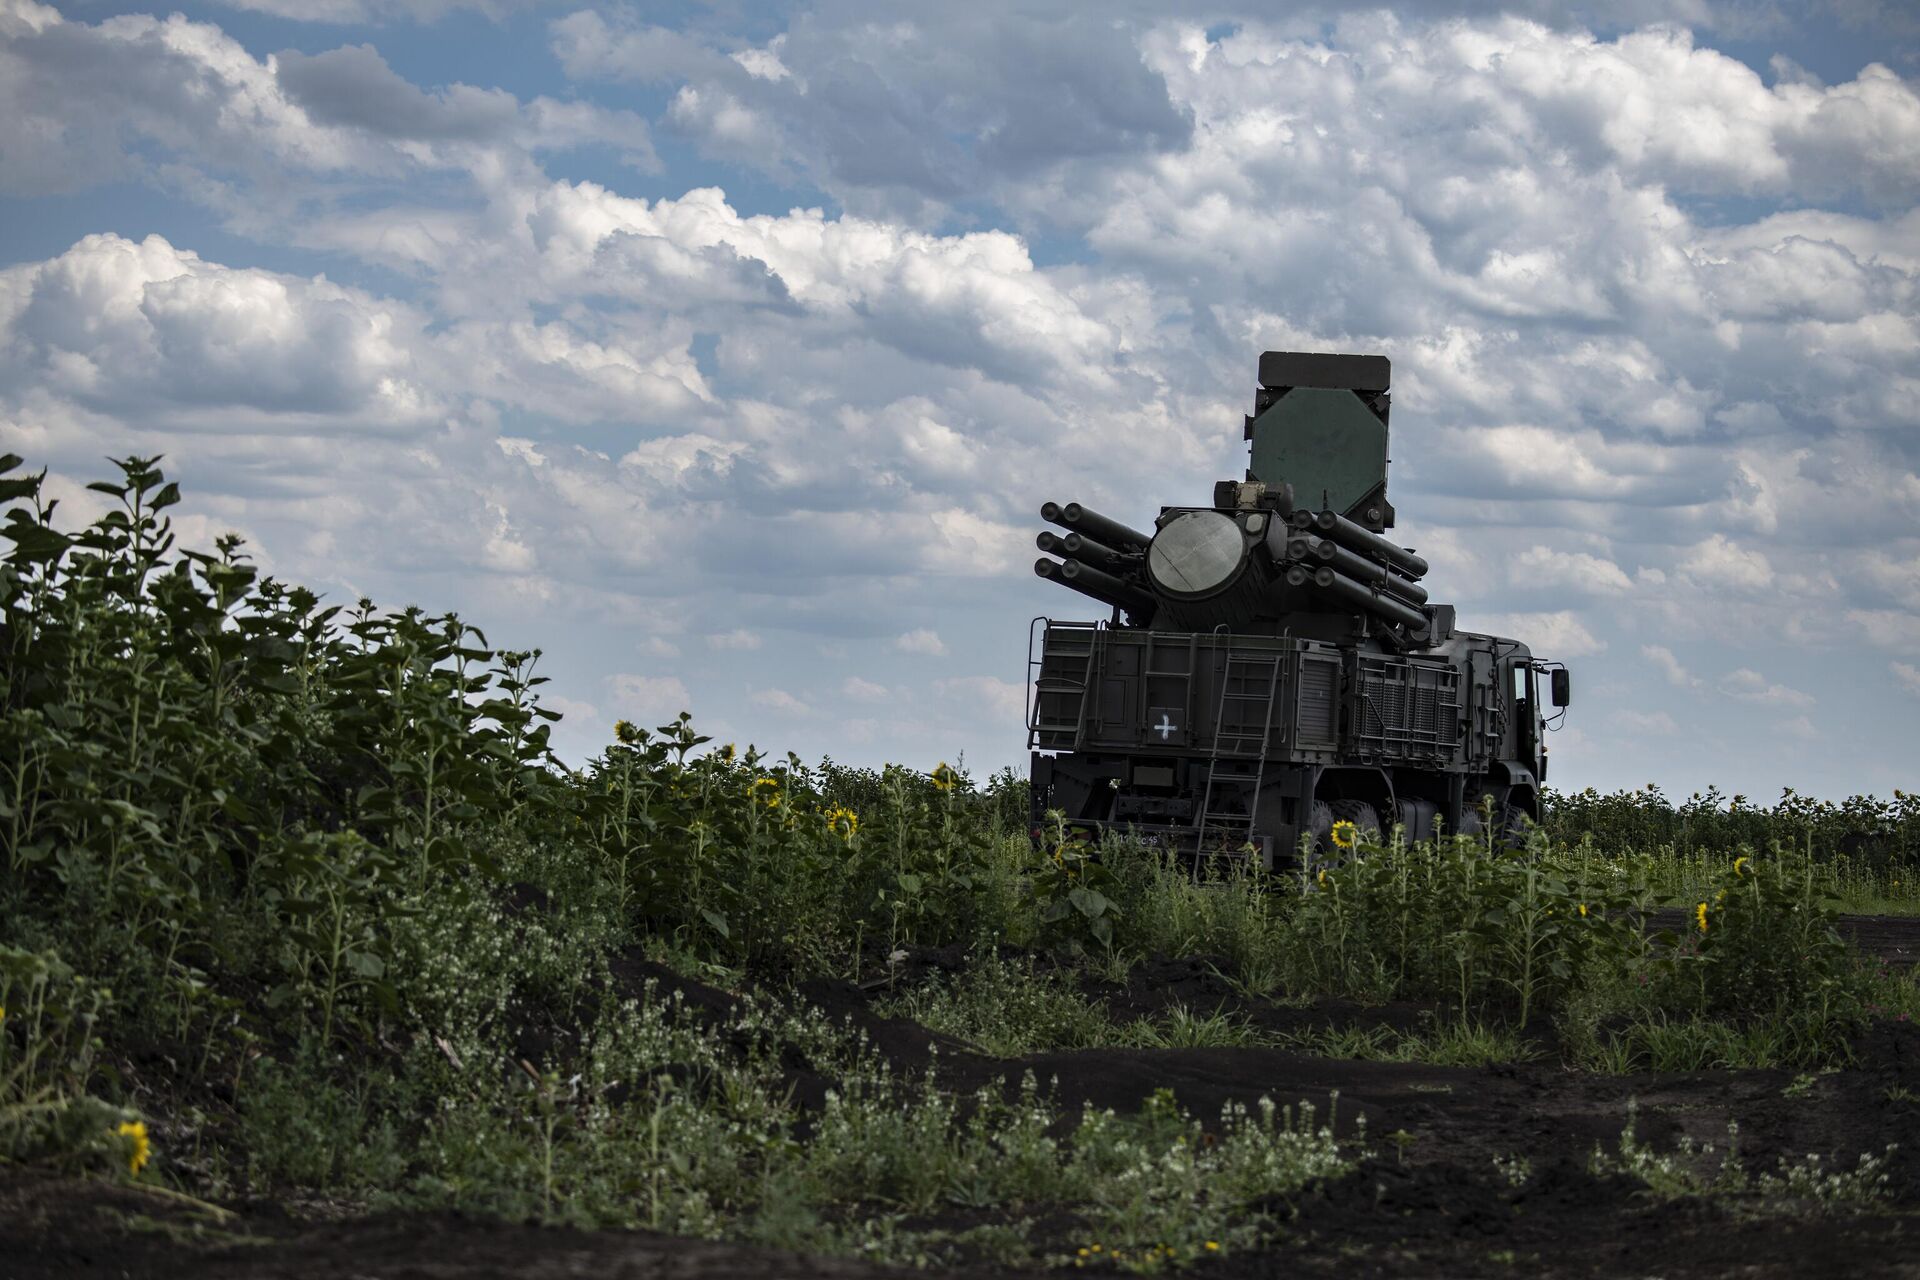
{"left": 1468, "top": 610, "right": 1606, "bottom": 657}
{"left": 1719, "top": 668, "right": 1816, "bottom": 707}
{"left": 607, "top": 673, "right": 693, "bottom": 722}
{"left": 895, "top": 629, "right": 948, "bottom": 656}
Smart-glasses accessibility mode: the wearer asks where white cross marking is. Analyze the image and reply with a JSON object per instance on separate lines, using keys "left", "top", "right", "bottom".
{"left": 1154, "top": 713, "right": 1178, "bottom": 740}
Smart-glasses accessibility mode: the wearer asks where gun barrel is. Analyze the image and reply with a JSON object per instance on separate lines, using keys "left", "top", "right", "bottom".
{"left": 1309, "top": 509, "right": 1429, "bottom": 578}
{"left": 1042, "top": 501, "right": 1151, "bottom": 553}
{"left": 1311, "top": 565, "right": 1429, "bottom": 632}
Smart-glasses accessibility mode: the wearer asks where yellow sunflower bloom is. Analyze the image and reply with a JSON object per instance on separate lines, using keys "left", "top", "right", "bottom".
{"left": 613, "top": 719, "right": 640, "bottom": 745}
{"left": 930, "top": 762, "right": 958, "bottom": 791}
{"left": 1733, "top": 855, "right": 1750, "bottom": 876}
{"left": 1696, "top": 901, "right": 1709, "bottom": 933}
{"left": 1330, "top": 819, "right": 1358, "bottom": 850}
{"left": 117, "top": 1120, "right": 151, "bottom": 1177}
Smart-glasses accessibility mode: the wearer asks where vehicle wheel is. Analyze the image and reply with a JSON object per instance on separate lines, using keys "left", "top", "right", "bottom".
{"left": 1497, "top": 803, "right": 1534, "bottom": 851}
{"left": 1457, "top": 791, "right": 1502, "bottom": 842}
{"left": 1298, "top": 800, "right": 1335, "bottom": 879}
{"left": 1325, "top": 799, "right": 1381, "bottom": 857}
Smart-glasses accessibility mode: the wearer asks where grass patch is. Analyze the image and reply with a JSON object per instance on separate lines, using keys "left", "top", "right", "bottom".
{"left": 1277, "top": 1019, "right": 1539, "bottom": 1068}
{"left": 873, "top": 953, "right": 1113, "bottom": 1055}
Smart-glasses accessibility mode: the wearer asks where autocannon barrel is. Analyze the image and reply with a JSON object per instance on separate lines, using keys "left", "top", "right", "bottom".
{"left": 1041, "top": 501, "right": 1151, "bottom": 553}
{"left": 1300, "top": 509, "right": 1429, "bottom": 578}
{"left": 1274, "top": 531, "right": 1428, "bottom": 605}
{"left": 1034, "top": 556, "right": 1156, "bottom": 617}
{"left": 1311, "top": 565, "right": 1429, "bottom": 632}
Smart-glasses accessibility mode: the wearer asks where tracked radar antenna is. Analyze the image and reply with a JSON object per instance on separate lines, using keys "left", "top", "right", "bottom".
{"left": 1245, "top": 351, "right": 1393, "bottom": 532}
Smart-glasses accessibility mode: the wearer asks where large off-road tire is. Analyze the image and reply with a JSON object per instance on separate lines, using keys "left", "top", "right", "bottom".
{"left": 1456, "top": 797, "right": 1530, "bottom": 849}
{"left": 1328, "top": 794, "right": 1374, "bottom": 844}
{"left": 1326, "top": 798, "right": 1382, "bottom": 854}
{"left": 1497, "top": 803, "right": 1534, "bottom": 851}
{"left": 1295, "top": 800, "right": 1335, "bottom": 878}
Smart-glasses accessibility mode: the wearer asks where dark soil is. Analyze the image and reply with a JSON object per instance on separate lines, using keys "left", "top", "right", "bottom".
{"left": 10, "top": 914, "right": 1920, "bottom": 1280}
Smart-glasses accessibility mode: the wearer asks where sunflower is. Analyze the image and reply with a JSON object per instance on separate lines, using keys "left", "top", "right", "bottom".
{"left": 1330, "top": 819, "right": 1358, "bottom": 850}
{"left": 1696, "top": 901, "right": 1710, "bottom": 933}
{"left": 930, "top": 762, "right": 959, "bottom": 792}
{"left": 1733, "top": 855, "right": 1750, "bottom": 877}
{"left": 825, "top": 805, "right": 859, "bottom": 839}
{"left": 117, "top": 1120, "right": 151, "bottom": 1177}
{"left": 613, "top": 719, "right": 640, "bottom": 745}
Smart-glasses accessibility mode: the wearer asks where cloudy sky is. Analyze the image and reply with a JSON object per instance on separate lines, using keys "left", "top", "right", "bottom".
{"left": 3, "top": 0, "right": 1916, "bottom": 800}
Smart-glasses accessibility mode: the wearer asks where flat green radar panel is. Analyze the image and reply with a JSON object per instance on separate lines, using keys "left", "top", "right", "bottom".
{"left": 1248, "top": 387, "right": 1387, "bottom": 516}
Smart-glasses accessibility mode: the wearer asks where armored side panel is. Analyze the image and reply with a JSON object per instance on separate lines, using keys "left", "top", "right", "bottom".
{"left": 1035, "top": 621, "right": 1470, "bottom": 765}
{"left": 1347, "top": 656, "right": 1463, "bottom": 764}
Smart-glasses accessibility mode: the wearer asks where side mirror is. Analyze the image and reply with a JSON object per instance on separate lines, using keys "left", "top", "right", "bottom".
{"left": 1550, "top": 669, "right": 1571, "bottom": 708}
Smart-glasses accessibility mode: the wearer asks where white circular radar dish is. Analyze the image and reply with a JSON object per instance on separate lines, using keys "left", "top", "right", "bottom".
{"left": 1147, "top": 510, "right": 1246, "bottom": 598}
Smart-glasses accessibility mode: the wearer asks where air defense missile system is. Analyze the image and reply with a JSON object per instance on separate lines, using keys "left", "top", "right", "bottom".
{"left": 1027, "top": 351, "right": 1571, "bottom": 864}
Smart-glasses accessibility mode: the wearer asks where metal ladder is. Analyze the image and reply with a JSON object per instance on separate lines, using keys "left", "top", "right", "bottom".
{"left": 1026, "top": 618, "right": 1103, "bottom": 750}
{"left": 1195, "top": 649, "right": 1284, "bottom": 868}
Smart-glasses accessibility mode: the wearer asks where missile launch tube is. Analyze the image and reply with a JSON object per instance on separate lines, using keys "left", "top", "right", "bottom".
{"left": 1308, "top": 509, "right": 1429, "bottom": 579}
{"left": 1278, "top": 533, "right": 1426, "bottom": 605}
{"left": 1063, "top": 558, "right": 1157, "bottom": 613}
{"left": 1034, "top": 557, "right": 1155, "bottom": 616}
{"left": 1063, "top": 530, "right": 1129, "bottom": 564}
{"left": 1312, "top": 565, "right": 1430, "bottom": 632}
{"left": 1037, "top": 529, "right": 1130, "bottom": 568}
{"left": 1279, "top": 532, "right": 1428, "bottom": 605}
{"left": 1042, "top": 501, "right": 1151, "bottom": 553}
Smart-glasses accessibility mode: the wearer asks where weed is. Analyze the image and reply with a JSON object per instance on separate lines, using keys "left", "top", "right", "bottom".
{"left": 1278, "top": 1019, "right": 1537, "bottom": 1067}
{"left": 1591, "top": 1101, "right": 1895, "bottom": 1209}
{"left": 1120, "top": 1004, "right": 1268, "bottom": 1049}
{"left": 874, "top": 953, "right": 1111, "bottom": 1056}
{"left": 1492, "top": 1153, "right": 1532, "bottom": 1187}
{"left": 0, "top": 945, "right": 142, "bottom": 1176}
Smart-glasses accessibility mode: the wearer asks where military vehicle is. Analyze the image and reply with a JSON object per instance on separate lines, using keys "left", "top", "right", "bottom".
{"left": 1027, "top": 351, "right": 1570, "bottom": 864}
